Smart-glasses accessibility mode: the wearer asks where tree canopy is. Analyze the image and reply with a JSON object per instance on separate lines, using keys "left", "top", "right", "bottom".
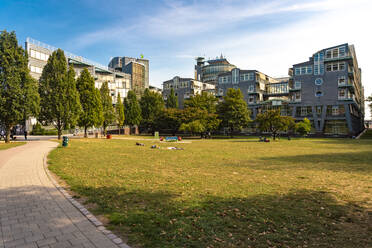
{"left": 140, "top": 88, "right": 164, "bottom": 133}
{"left": 179, "top": 107, "right": 220, "bottom": 137}
{"left": 100, "top": 81, "right": 115, "bottom": 135}
{"left": 0, "top": 30, "right": 40, "bottom": 142}
{"left": 296, "top": 118, "right": 312, "bottom": 136}
{"left": 115, "top": 92, "right": 125, "bottom": 134}
{"left": 256, "top": 109, "right": 295, "bottom": 140}
{"left": 166, "top": 88, "right": 178, "bottom": 108}
{"left": 76, "top": 68, "right": 103, "bottom": 137}
{"left": 124, "top": 90, "right": 142, "bottom": 127}
{"left": 217, "top": 88, "right": 251, "bottom": 135}
{"left": 184, "top": 91, "right": 217, "bottom": 113}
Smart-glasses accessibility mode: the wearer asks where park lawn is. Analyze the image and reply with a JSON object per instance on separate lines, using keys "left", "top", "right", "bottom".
{"left": 48, "top": 138, "right": 372, "bottom": 248}
{"left": 0, "top": 142, "right": 25, "bottom": 150}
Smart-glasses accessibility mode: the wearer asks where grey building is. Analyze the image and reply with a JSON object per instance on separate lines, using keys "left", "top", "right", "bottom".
{"left": 162, "top": 76, "right": 215, "bottom": 108}
{"left": 109, "top": 56, "right": 149, "bottom": 95}
{"left": 216, "top": 43, "right": 364, "bottom": 136}
{"left": 194, "top": 55, "right": 236, "bottom": 85}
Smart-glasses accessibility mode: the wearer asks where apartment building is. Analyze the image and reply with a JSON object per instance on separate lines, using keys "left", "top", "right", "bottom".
{"left": 215, "top": 43, "right": 364, "bottom": 136}
{"left": 194, "top": 55, "right": 236, "bottom": 85}
{"left": 26, "top": 38, "right": 131, "bottom": 104}
{"left": 162, "top": 76, "right": 215, "bottom": 108}
{"left": 108, "top": 56, "right": 149, "bottom": 96}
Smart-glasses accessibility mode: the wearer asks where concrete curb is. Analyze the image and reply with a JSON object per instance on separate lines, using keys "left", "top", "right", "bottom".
{"left": 42, "top": 148, "right": 131, "bottom": 248}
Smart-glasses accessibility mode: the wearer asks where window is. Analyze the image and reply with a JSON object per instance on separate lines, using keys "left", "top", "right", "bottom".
{"left": 326, "top": 50, "right": 332, "bottom": 58}
{"left": 339, "top": 62, "right": 345, "bottom": 71}
{"left": 315, "top": 91, "right": 323, "bottom": 97}
{"left": 248, "top": 96, "right": 254, "bottom": 103}
{"left": 326, "top": 64, "right": 332, "bottom": 72}
{"left": 338, "top": 89, "right": 346, "bottom": 99}
{"left": 301, "top": 107, "right": 308, "bottom": 116}
{"left": 314, "top": 66, "right": 319, "bottom": 75}
{"left": 317, "top": 106, "right": 322, "bottom": 115}
{"left": 301, "top": 67, "right": 306, "bottom": 74}
{"left": 332, "top": 106, "right": 339, "bottom": 116}
{"left": 294, "top": 91, "right": 301, "bottom": 101}
{"left": 295, "top": 81, "right": 301, "bottom": 89}
{"left": 339, "top": 46, "right": 346, "bottom": 57}
{"left": 320, "top": 63, "right": 324, "bottom": 74}
{"left": 248, "top": 73, "right": 255, "bottom": 81}
{"left": 248, "top": 85, "right": 254, "bottom": 93}
{"left": 315, "top": 78, "right": 323, "bottom": 85}
{"left": 295, "top": 68, "right": 301, "bottom": 75}
{"left": 332, "top": 63, "right": 338, "bottom": 71}
{"left": 338, "top": 76, "right": 346, "bottom": 85}
{"left": 332, "top": 49, "right": 338, "bottom": 58}
{"left": 307, "top": 66, "right": 312, "bottom": 74}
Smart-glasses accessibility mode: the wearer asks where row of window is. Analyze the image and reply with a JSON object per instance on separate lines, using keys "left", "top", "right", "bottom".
{"left": 295, "top": 76, "right": 348, "bottom": 87}
{"left": 326, "top": 62, "right": 345, "bottom": 72}
{"left": 30, "top": 65, "right": 42, "bottom": 74}
{"left": 219, "top": 73, "right": 255, "bottom": 84}
{"left": 240, "top": 73, "right": 255, "bottom": 81}
{"left": 325, "top": 46, "right": 346, "bottom": 59}
{"left": 294, "top": 66, "right": 312, "bottom": 75}
{"left": 295, "top": 105, "right": 347, "bottom": 117}
{"left": 30, "top": 49, "right": 50, "bottom": 61}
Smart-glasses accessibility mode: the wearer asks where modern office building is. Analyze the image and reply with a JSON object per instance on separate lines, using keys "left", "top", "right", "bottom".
{"left": 216, "top": 43, "right": 364, "bottom": 136}
{"left": 194, "top": 55, "right": 236, "bottom": 85}
{"left": 26, "top": 38, "right": 131, "bottom": 104}
{"left": 162, "top": 76, "right": 215, "bottom": 108}
{"left": 108, "top": 56, "right": 149, "bottom": 96}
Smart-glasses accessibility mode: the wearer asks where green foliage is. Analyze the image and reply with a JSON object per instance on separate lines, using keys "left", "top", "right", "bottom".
{"left": 140, "top": 88, "right": 164, "bottom": 132}
{"left": 256, "top": 109, "right": 295, "bottom": 139}
{"left": 39, "top": 49, "right": 81, "bottom": 139}
{"left": 179, "top": 107, "right": 221, "bottom": 137}
{"left": 296, "top": 118, "right": 312, "bottom": 136}
{"left": 366, "top": 96, "right": 372, "bottom": 118}
{"left": 76, "top": 69, "right": 103, "bottom": 137}
{"left": 0, "top": 30, "right": 40, "bottom": 142}
{"left": 124, "top": 90, "right": 142, "bottom": 127}
{"left": 100, "top": 81, "right": 115, "bottom": 135}
{"left": 31, "top": 123, "right": 58, "bottom": 135}
{"left": 184, "top": 91, "right": 217, "bottom": 113}
{"left": 166, "top": 88, "right": 178, "bottom": 109}
{"left": 217, "top": 88, "right": 251, "bottom": 134}
{"left": 156, "top": 108, "right": 184, "bottom": 135}
{"left": 115, "top": 93, "right": 125, "bottom": 133}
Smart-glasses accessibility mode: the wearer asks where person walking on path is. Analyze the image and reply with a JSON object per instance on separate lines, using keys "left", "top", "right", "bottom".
{"left": 24, "top": 128, "right": 28, "bottom": 140}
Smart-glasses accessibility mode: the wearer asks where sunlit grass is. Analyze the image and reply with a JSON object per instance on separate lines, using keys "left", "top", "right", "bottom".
{"left": 0, "top": 142, "right": 26, "bottom": 150}
{"left": 48, "top": 137, "right": 372, "bottom": 248}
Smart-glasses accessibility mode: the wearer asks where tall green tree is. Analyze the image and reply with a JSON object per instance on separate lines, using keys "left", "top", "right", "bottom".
{"left": 39, "top": 50, "right": 81, "bottom": 139}
{"left": 0, "top": 30, "right": 40, "bottom": 143}
{"left": 217, "top": 88, "right": 251, "bottom": 136}
{"left": 124, "top": 90, "right": 142, "bottom": 128}
{"left": 76, "top": 68, "right": 103, "bottom": 137}
{"left": 115, "top": 93, "right": 125, "bottom": 135}
{"left": 140, "top": 88, "right": 164, "bottom": 133}
{"left": 184, "top": 91, "right": 217, "bottom": 113}
{"left": 366, "top": 96, "right": 372, "bottom": 118}
{"left": 100, "top": 81, "right": 115, "bottom": 135}
{"left": 166, "top": 88, "right": 178, "bottom": 108}
{"left": 256, "top": 109, "right": 295, "bottom": 140}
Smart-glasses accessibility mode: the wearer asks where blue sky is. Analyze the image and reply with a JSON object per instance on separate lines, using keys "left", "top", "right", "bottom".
{"left": 1, "top": 0, "right": 372, "bottom": 117}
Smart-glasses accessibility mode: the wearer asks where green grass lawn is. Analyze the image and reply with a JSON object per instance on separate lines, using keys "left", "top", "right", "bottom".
{"left": 48, "top": 137, "right": 372, "bottom": 248}
{"left": 360, "top": 129, "right": 372, "bottom": 139}
{"left": 0, "top": 142, "right": 26, "bottom": 150}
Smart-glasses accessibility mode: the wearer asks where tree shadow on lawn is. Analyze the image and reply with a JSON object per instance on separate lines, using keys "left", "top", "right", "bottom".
{"left": 75, "top": 186, "right": 371, "bottom": 248}
{"left": 246, "top": 151, "right": 372, "bottom": 174}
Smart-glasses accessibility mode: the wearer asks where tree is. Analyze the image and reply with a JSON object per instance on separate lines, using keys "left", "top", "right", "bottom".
{"left": 115, "top": 93, "right": 125, "bottom": 135}
{"left": 100, "top": 81, "right": 115, "bottom": 135}
{"left": 296, "top": 118, "right": 311, "bottom": 136}
{"left": 76, "top": 68, "right": 103, "bottom": 137}
{"left": 156, "top": 108, "right": 183, "bottom": 135}
{"left": 256, "top": 109, "right": 295, "bottom": 140}
{"left": 217, "top": 88, "right": 251, "bottom": 136}
{"left": 184, "top": 91, "right": 217, "bottom": 113}
{"left": 166, "top": 88, "right": 178, "bottom": 108}
{"left": 140, "top": 88, "right": 164, "bottom": 133}
{"left": 179, "top": 107, "right": 220, "bottom": 138}
{"left": 39, "top": 50, "right": 81, "bottom": 139}
{"left": 0, "top": 30, "right": 40, "bottom": 143}
{"left": 124, "top": 90, "right": 142, "bottom": 128}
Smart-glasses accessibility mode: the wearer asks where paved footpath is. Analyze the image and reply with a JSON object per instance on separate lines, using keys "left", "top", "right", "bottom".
{"left": 0, "top": 141, "right": 120, "bottom": 248}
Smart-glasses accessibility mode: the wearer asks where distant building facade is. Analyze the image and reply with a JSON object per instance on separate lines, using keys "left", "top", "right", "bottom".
{"left": 26, "top": 38, "right": 131, "bottom": 104}
{"left": 149, "top": 85, "right": 162, "bottom": 94}
{"left": 162, "top": 76, "right": 215, "bottom": 108}
{"left": 194, "top": 56, "right": 236, "bottom": 85}
{"left": 215, "top": 43, "right": 364, "bottom": 136}
{"left": 108, "top": 56, "right": 149, "bottom": 95}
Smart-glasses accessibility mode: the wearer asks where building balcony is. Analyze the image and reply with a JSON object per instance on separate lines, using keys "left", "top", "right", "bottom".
{"left": 338, "top": 95, "right": 356, "bottom": 102}
{"left": 289, "top": 88, "right": 301, "bottom": 91}
{"left": 324, "top": 55, "right": 352, "bottom": 62}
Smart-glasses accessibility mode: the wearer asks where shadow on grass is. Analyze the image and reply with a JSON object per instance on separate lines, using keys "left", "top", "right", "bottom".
{"left": 72, "top": 186, "right": 370, "bottom": 248}
{"left": 248, "top": 151, "right": 372, "bottom": 173}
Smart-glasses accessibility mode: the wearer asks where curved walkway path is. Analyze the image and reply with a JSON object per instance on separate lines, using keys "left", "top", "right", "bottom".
{"left": 0, "top": 141, "right": 122, "bottom": 248}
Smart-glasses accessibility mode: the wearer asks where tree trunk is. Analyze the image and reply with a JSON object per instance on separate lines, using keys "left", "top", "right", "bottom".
{"left": 84, "top": 126, "right": 88, "bottom": 138}
{"left": 57, "top": 123, "right": 62, "bottom": 140}
{"left": 118, "top": 126, "right": 121, "bottom": 135}
{"left": 5, "top": 126, "right": 11, "bottom": 143}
